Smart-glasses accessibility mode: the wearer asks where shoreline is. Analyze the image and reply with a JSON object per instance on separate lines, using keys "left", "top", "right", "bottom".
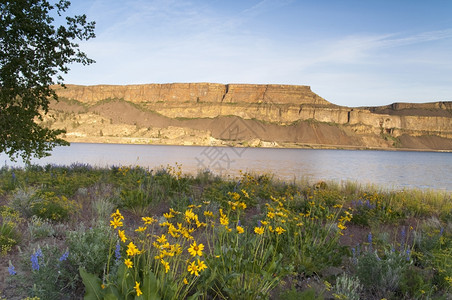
{"left": 64, "top": 137, "right": 452, "bottom": 153}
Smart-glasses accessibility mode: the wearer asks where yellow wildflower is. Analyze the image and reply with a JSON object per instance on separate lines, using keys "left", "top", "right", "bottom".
{"left": 238, "top": 202, "right": 247, "bottom": 210}
{"left": 337, "top": 223, "right": 346, "bottom": 230}
{"left": 197, "top": 259, "right": 207, "bottom": 271}
{"left": 204, "top": 210, "right": 214, "bottom": 217}
{"left": 183, "top": 278, "right": 189, "bottom": 285}
{"left": 118, "top": 230, "right": 127, "bottom": 243}
{"left": 220, "top": 216, "right": 229, "bottom": 226}
{"left": 261, "top": 221, "right": 268, "bottom": 226}
{"left": 156, "top": 234, "right": 167, "bottom": 244}
{"left": 134, "top": 281, "right": 142, "bottom": 296}
{"left": 124, "top": 258, "right": 133, "bottom": 268}
{"left": 142, "top": 216, "right": 157, "bottom": 224}
{"left": 188, "top": 241, "right": 204, "bottom": 257}
{"left": 135, "top": 226, "right": 147, "bottom": 232}
{"left": 267, "top": 212, "right": 275, "bottom": 219}
{"left": 254, "top": 226, "right": 264, "bottom": 235}
{"left": 126, "top": 242, "right": 140, "bottom": 256}
{"left": 185, "top": 209, "right": 196, "bottom": 222}
{"left": 275, "top": 226, "right": 286, "bottom": 235}
{"left": 110, "top": 209, "right": 124, "bottom": 220}
{"left": 163, "top": 212, "right": 174, "bottom": 219}
{"left": 241, "top": 189, "right": 249, "bottom": 198}
{"left": 110, "top": 217, "right": 123, "bottom": 229}
{"left": 236, "top": 225, "right": 244, "bottom": 234}
{"left": 188, "top": 261, "right": 200, "bottom": 276}
{"left": 161, "top": 259, "right": 170, "bottom": 273}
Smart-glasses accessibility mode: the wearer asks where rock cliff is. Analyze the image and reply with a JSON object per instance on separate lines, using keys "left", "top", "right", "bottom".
{"left": 46, "top": 83, "right": 452, "bottom": 151}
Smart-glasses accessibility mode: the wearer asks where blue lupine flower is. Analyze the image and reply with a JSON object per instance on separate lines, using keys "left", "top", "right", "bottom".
{"left": 440, "top": 227, "right": 444, "bottom": 236}
{"left": 115, "top": 242, "right": 121, "bottom": 262}
{"left": 59, "top": 250, "right": 69, "bottom": 262}
{"left": 11, "top": 171, "right": 16, "bottom": 181}
{"left": 367, "top": 233, "right": 373, "bottom": 251}
{"left": 31, "top": 253, "right": 40, "bottom": 271}
{"left": 8, "top": 263, "right": 16, "bottom": 275}
{"left": 406, "top": 249, "right": 411, "bottom": 261}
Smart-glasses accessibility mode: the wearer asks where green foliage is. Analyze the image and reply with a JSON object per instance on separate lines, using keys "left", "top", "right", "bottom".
{"left": 332, "top": 273, "right": 362, "bottom": 300}
{"left": 0, "top": 206, "right": 22, "bottom": 255}
{"left": 0, "top": 0, "right": 95, "bottom": 161}
{"left": 355, "top": 247, "right": 412, "bottom": 298}
{"left": 25, "top": 245, "right": 75, "bottom": 299}
{"left": 279, "top": 287, "right": 324, "bottom": 300}
{"left": 66, "top": 223, "right": 113, "bottom": 277}
{"left": 27, "top": 216, "right": 56, "bottom": 240}
{"left": 30, "top": 191, "right": 78, "bottom": 221}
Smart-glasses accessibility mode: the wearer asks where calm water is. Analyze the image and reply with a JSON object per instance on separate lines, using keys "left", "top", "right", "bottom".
{"left": 1, "top": 143, "right": 452, "bottom": 191}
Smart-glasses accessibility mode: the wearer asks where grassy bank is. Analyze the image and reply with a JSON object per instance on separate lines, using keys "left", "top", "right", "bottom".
{"left": 0, "top": 164, "right": 450, "bottom": 299}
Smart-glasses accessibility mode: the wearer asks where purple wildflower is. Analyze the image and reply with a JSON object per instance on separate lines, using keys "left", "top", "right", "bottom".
{"left": 31, "top": 253, "right": 40, "bottom": 271}
{"left": 8, "top": 263, "right": 16, "bottom": 275}
{"left": 115, "top": 242, "right": 121, "bottom": 262}
{"left": 59, "top": 250, "right": 69, "bottom": 262}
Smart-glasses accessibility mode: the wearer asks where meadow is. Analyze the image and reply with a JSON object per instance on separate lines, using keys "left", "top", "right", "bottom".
{"left": 0, "top": 163, "right": 450, "bottom": 299}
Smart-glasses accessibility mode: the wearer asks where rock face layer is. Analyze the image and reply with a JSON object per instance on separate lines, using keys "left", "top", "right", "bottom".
{"left": 53, "top": 83, "right": 331, "bottom": 105}
{"left": 49, "top": 83, "right": 452, "bottom": 151}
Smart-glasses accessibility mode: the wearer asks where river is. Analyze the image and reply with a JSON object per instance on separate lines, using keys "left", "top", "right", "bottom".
{"left": 1, "top": 143, "right": 451, "bottom": 191}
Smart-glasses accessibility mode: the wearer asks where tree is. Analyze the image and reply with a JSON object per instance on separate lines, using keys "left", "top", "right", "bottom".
{"left": 0, "top": 0, "right": 95, "bottom": 161}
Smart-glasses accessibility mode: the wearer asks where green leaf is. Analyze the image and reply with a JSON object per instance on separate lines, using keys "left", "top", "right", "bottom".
{"left": 142, "top": 270, "right": 161, "bottom": 300}
{"left": 79, "top": 267, "right": 104, "bottom": 300}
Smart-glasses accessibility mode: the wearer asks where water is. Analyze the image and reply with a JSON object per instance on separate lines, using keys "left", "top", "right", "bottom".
{"left": 1, "top": 143, "right": 451, "bottom": 191}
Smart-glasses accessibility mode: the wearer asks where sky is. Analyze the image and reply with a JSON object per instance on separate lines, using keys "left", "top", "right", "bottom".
{"left": 62, "top": 0, "right": 452, "bottom": 107}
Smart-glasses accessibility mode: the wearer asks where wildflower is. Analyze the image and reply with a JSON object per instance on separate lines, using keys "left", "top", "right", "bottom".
{"left": 183, "top": 278, "right": 189, "bottom": 285}
{"left": 161, "top": 259, "right": 170, "bottom": 273}
{"left": 59, "top": 250, "right": 69, "bottom": 262}
{"left": 241, "top": 189, "right": 249, "bottom": 198}
{"left": 267, "top": 212, "right": 275, "bottom": 219}
{"left": 275, "top": 226, "right": 286, "bottom": 235}
{"left": 142, "top": 216, "right": 157, "bottom": 224}
{"left": 188, "top": 241, "right": 204, "bottom": 257}
{"left": 124, "top": 258, "right": 133, "bottom": 268}
{"left": 126, "top": 242, "right": 140, "bottom": 256}
{"left": 101, "top": 284, "right": 106, "bottom": 289}
{"left": 110, "top": 209, "right": 124, "bottom": 220}
{"left": 135, "top": 226, "right": 147, "bottom": 232}
{"left": 187, "top": 261, "right": 200, "bottom": 276}
{"left": 337, "top": 223, "right": 346, "bottom": 230}
{"left": 185, "top": 209, "right": 196, "bottom": 222}
{"left": 156, "top": 234, "right": 167, "bottom": 244}
{"left": 118, "top": 230, "right": 127, "bottom": 243}
{"left": 220, "top": 215, "right": 229, "bottom": 226}
{"left": 163, "top": 212, "right": 175, "bottom": 219}
{"left": 134, "top": 281, "right": 143, "bottom": 296}
{"left": 236, "top": 225, "right": 244, "bottom": 234}
{"left": 8, "top": 262, "right": 16, "bottom": 275}
{"left": 261, "top": 221, "right": 269, "bottom": 226}
{"left": 110, "top": 217, "right": 123, "bottom": 229}
{"left": 115, "top": 242, "right": 121, "bottom": 262}
{"left": 204, "top": 211, "right": 214, "bottom": 217}
{"left": 31, "top": 255, "right": 39, "bottom": 271}
{"left": 197, "top": 259, "right": 207, "bottom": 271}
{"left": 254, "top": 226, "right": 264, "bottom": 235}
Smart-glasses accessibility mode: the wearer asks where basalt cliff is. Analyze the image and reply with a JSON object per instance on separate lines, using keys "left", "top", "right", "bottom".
{"left": 43, "top": 83, "right": 452, "bottom": 151}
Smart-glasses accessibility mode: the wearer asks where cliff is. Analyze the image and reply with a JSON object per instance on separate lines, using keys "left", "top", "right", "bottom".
{"left": 45, "top": 83, "right": 452, "bottom": 151}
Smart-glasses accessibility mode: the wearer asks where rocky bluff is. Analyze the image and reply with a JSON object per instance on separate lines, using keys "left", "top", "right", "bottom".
{"left": 50, "top": 83, "right": 452, "bottom": 151}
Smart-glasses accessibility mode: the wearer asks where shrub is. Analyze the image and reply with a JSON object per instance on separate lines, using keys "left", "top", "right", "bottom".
{"left": 0, "top": 206, "right": 22, "bottom": 255}
{"left": 30, "top": 191, "right": 78, "bottom": 222}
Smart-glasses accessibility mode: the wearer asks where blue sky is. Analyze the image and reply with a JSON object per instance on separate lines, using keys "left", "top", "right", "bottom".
{"left": 63, "top": 0, "right": 452, "bottom": 107}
